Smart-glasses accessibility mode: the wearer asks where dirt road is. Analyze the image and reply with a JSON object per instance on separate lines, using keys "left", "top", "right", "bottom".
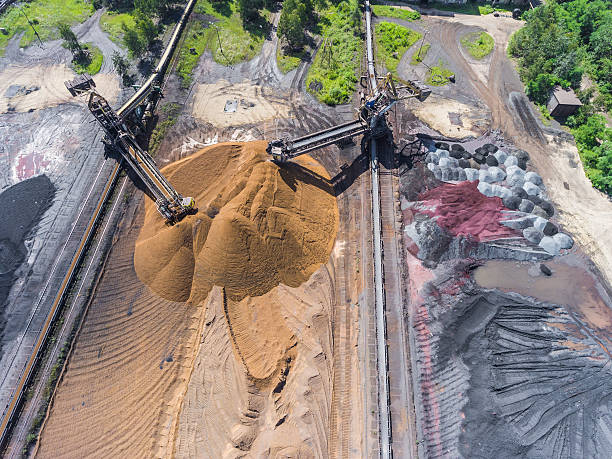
{"left": 403, "top": 11, "right": 612, "bottom": 287}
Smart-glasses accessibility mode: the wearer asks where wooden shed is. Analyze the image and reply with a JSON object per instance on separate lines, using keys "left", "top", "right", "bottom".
{"left": 547, "top": 86, "right": 582, "bottom": 118}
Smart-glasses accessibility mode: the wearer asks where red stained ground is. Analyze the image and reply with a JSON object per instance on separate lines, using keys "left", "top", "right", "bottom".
{"left": 417, "top": 181, "right": 517, "bottom": 242}
{"left": 15, "top": 152, "right": 50, "bottom": 180}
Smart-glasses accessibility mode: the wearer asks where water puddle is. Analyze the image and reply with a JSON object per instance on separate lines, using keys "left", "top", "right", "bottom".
{"left": 473, "top": 258, "right": 612, "bottom": 331}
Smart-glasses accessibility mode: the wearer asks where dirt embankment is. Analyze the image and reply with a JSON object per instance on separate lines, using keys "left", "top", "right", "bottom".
{"left": 36, "top": 141, "right": 339, "bottom": 457}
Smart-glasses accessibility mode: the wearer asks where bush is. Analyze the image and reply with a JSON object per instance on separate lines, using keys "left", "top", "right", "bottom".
{"left": 460, "top": 31, "right": 494, "bottom": 59}
{"left": 371, "top": 4, "right": 420, "bottom": 21}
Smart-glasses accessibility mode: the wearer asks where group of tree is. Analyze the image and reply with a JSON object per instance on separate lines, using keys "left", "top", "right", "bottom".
{"left": 277, "top": 0, "right": 313, "bottom": 49}
{"left": 122, "top": 10, "right": 158, "bottom": 57}
{"left": 508, "top": 0, "right": 612, "bottom": 193}
{"left": 59, "top": 23, "right": 90, "bottom": 66}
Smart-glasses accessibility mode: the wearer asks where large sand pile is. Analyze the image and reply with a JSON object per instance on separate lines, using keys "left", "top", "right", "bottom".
{"left": 134, "top": 140, "right": 338, "bottom": 304}
{"left": 36, "top": 141, "right": 339, "bottom": 457}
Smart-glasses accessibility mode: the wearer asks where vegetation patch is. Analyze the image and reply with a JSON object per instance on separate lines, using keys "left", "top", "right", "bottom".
{"left": 0, "top": 0, "right": 93, "bottom": 55}
{"left": 100, "top": 11, "right": 136, "bottom": 45}
{"left": 508, "top": 0, "right": 612, "bottom": 194}
{"left": 374, "top": 21, "right": 421, "bottom": 75}
{"left": 177, "top": 0, "right": 267, "bottom": 87}
{"left": 72, "top": 43, "right": 104, "bottom": 75}
{"left": 149, "top": 103, "right": 181, "bottom": 155}
{"left": 371, "top": 4, "right": 420, "bottom": 21}
{"left": 276, "top": 44, "right": 303, "bottom": 74}
{"left": 410, "top": 42, "right": 429, "bottom": 65}
{"left": 426, "top": 60, "right": 454, "bottom": 86}
{"left": 422, "top": 1, "right": 514, "bottom": 16}
{"left": 305, "top": 0, "right": 362, "bottom": 105}
{"left": 460, "top": 31, "right": 494, "bottom": 59}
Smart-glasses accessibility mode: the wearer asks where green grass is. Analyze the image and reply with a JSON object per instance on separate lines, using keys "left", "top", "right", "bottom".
{"left": 100, "top": 11, "right": 136, "bottom": 45}
{"left": 374, "top": 22, "right": 421, "bottom": 76}
{"left": 0, "top": 0, "right": 93, "bottom": 55}
{"left": 536, "top": 103, "right": 552, "bottom": 126}
{"left": 177, "top": 0, "right": 267, "bottom": 87}
{"left": 72, "top": 43, "right": 103, "bottom": 75}
{"left": 410, "top": 42, "right": 429, "bottom": 65}
{"left": 371, "top": 4, "right": 420, "bottom": 21}
{"left": 150, "top": 103, "right": 181, "bottom": 154}
{"left": 276, "top": 44, "right": 303, "bottom": 74}
{"left": 426, "top": 60, "right": 454, "bottom": 86}
{"left": 460, "top": 31, "right": 494, "bottom": 58}
{"left": 305, "top": 0, "right": 362, "bottom": 105}
{"left": 421, "top": 2, "right": 514, "bottom": 16}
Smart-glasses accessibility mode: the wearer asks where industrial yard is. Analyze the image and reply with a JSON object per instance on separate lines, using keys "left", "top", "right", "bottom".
{"left": 0, "top": 0, "right": 611, "bottom": 457}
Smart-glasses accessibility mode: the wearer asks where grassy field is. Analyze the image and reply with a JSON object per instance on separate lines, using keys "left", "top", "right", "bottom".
{"left": 276, "top": 44, "right": 303, "bottom": 74}
{"left": 72, "top": 43, "right": 103, "bottom": 75}
{"left": 371, "top": 4, "right": 420, "bottom": 21}
{"left": 0, "top": 0, "right": 93, "bottom": 55}
{"left": 100, "top": 11, "right": 136, "bottom": 45}
{"left": 177, "top": 0, "right": 266, "bottom": 87}
{"left": 426, "top": 60, "right": 454, "bottom": 86}
{"left": 410, "top": 42, "right": 429, "bottom": 65}
{"left": 374, "top": 21, "right": 421, "bottom": 76}
{"left": 422, "top": 1, "right": 514, "bottom": 15}
{"left": 305, "top": 0, "right": 362, "bottom": 105}
{"left": 460, "top": 31, "right": 494, "bottom": 58}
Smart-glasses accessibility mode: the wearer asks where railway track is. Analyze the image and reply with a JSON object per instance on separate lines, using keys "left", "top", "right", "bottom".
{"left": 0, "top": 0, "right": 196, "bottom": 450}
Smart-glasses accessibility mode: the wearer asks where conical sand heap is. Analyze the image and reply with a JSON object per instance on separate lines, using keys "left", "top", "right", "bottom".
{"left": 134, "top": 140, "right": 339, "bottom": 304}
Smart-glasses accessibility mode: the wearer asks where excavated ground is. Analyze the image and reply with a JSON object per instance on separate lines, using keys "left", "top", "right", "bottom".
{"left": 36, "top": 141, "right": 340, "bottom": 457}
{"left": 399, "top": 137, "right": 612, "bottom": 458}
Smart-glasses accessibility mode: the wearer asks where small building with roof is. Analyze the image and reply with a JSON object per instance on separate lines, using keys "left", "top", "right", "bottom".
{"left": 547, "top": 86, "right": 582, "bottom": 118}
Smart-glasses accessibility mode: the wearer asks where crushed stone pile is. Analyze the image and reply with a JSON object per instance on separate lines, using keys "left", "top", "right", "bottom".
{"left": 134, "top": 141, "right": 339, "bottom": 303}
{"left": 424, "top": 142, "right": 573, "bottom": 255}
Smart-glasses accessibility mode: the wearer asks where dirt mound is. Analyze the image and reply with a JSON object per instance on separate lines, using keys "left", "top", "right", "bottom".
{"left": 134, "top": 141, "right": 338, "bottom": 303}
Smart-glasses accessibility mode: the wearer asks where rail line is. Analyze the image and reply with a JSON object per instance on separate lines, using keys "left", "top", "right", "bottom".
{"left": 364, "top": 1, "right": 392, "bottom": 458}
{"left": 0, "top": 0, "right": 196, "bottom": 449}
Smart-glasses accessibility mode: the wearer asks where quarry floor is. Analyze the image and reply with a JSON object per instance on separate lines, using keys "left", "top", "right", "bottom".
{"left": 0, "top": 5, "right": 611, "bottom": 459}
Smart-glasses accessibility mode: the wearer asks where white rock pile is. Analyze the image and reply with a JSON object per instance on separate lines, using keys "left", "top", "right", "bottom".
{"left": 425, "top": 141, "right": 574, "bottom": 255}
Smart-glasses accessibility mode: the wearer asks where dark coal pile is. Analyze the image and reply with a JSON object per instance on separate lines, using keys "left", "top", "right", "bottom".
{"left": 414, "top": 283, "right": 612, "bottom": 458}
{"left": 0, "top": 175, "right": 55, "bottom": 309}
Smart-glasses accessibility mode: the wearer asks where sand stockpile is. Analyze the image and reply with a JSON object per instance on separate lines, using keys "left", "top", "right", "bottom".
{"left": 0, "top": 65, "right": 119, "bottom": 113}
{"left": 134, "top": 140, "right": 339, "bottom": 305}
{"left": 192, "top": 81, "right": 292, "bottom": 128}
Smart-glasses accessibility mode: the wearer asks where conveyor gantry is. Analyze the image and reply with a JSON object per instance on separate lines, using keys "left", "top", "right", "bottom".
{"left": 267, "top": 73, "right": 430, "bottom": 162}
{"left": 89, "top": 90, "right": 195, "bottom": 223}
{"left": 66, "top": 75, "right": 195, "bottom": 223}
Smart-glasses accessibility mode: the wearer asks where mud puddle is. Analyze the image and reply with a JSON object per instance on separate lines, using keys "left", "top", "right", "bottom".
{"left": 474, "top": 258, "right": 612, "bottom": 332}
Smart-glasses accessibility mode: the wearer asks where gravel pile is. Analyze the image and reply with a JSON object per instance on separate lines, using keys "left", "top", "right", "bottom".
{"left": 424, "top": 142, "right": 574, "bottom": 255}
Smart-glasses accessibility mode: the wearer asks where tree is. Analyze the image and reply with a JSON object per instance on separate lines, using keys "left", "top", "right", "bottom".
{"left": 122, "top": 22, "right": 145, "bottom": 57}
{"left": 58, "top": 23, "right": 82, "bottom": 56}
{"left": 238, "top": 0, "right": 263, "bottom": 23}
{"left": 278, "top": 0, "right": 307, "bottom": 49}
{"left": 135, "top": 10, "right": 157, "bottom": 45}
{"left": 112, "top": 51, "right": 129, "bottom": 76}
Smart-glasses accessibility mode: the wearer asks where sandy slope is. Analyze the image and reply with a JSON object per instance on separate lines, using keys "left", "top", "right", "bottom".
{"left": 174, "top": 266, "right": 334, "bottom": 458}
{"left": 36, "top": 142, "right": 338, "bottom": 457}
